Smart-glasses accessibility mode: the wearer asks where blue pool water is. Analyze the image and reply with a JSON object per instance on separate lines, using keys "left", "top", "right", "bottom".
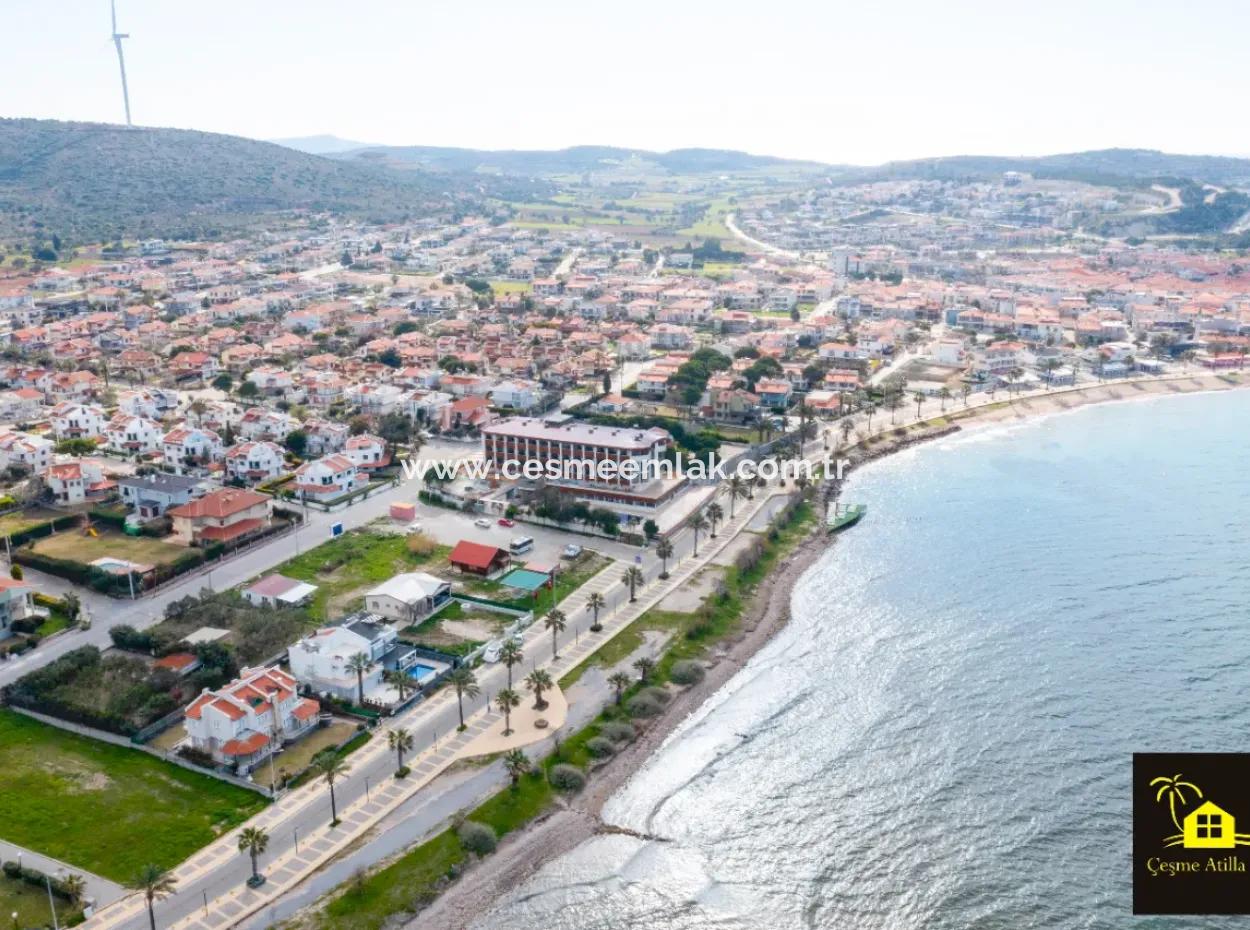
{"left": 407, "top": 663, "right": 437, "bottom": 681}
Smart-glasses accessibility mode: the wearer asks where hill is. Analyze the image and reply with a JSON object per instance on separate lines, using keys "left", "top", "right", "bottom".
{"left": 331, "top": 144, "right": 820, "bottom": 176}
{"left": 0, "top": 119, "right": 484, "bottom": 246}
{"left": 270, "top": 134, "right": 383, "bottom": 155}
{"left": 852, "top": 148, "right": 1250, "bottom": 187}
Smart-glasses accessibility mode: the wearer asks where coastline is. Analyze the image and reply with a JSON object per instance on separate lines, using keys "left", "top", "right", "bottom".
{"left": 339, "top": 372, "right": 1250, "bottom": 930}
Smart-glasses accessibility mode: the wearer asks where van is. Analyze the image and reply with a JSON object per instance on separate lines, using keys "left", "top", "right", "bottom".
{"left": 509, "top": 536, "right": 534, "bottom": 555}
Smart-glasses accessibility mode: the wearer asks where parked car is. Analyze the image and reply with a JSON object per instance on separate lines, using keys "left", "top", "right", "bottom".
{"left": 562, "top": 544, "right": 583, "bottom": 559}
{"left": 474, "top": 518, "right": 491, "bottom": 529}
{"left": 406, "top": 521, "right": 423, "bottom": 532}
{"left": 497, "top": 517, "right": 515, "bottom": 527}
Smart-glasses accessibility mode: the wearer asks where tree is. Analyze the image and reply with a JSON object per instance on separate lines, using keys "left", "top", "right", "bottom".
{"left": 525, "top": 668, "right": 553, "bottom": 710}
{"left": 61, "top": 873, "right": 87, "bottom": 906}
{"left": 938, "top": 387, "right": 952, "bottom": 411}
{"left": 10, "top": 563, "right": 22, "bottom": 580}
{"left": 544, "top": 609, "right": 567, "bottom": 660}
{"left": 609, "top": 671, "right": 632, "bottom": 705}
{"left": 499, "top": 639, "right": 523, "bottom": 689}
{"left": 912, "top": 391, "right": 925, "bottom": 421}
{"left": 726, "top": 475, "right": 750, "bottom": 519}
{"left": 642, "top": 518, "right": 659, "bottom": 540}
{"left": 840, "top": 417, "right": 855, "bottom": 448}
{"left": 689, "top": 512, "right": 709, "bottom": 556}
{"left": 587, "top": 591, "right": 606, "bottom": 632}
{"left": 865, "top": 402, "right": 877, "bottom": 432}
{"left": 238, "top": 826, "right": 269, "bottom": 886}
{"left": 311, "top": 750, "right": 349, "bottom": 825}
{"left": 503, "top": 748, "right": 530, "bottom": 788}
{"left": 346, "top": 652, "right": 371, "bottom": 705}
{"left": 706, "top": 501, "right": 724, "bottom": 538}
{"left": 633, "top": 656, "right": 656, "bottom": 683}
{"left": 348, "top": 416, "right": 370, "bottom": 436}
{"left": 887, "top": 392, "right": 904, "bottom": 425}
{"left": 284, "top": 429, "right": 309, "bottom": 457}
{"left": 211, "top": 373, "right": 233, "bottom": 392}
{"left": 387, "top": 727, "right": 415, "bottom": 775}
{"left": 448, "top": 666, "right": 480, "bottom": 730}
{"left": 602, "top": 371, "right": 612, "bottom": 394}
{"left": 382, "top": 668, "right": 410, "bottom": 703}
{"left": 655, "top": 538, "right": 674, "bottom": 579}
{"left": 495, "top": 688, "right": 521, "bottom": 736}
{"left": 622, "top": 566, "right": 644, "bottom": 602}
{"left": 130, "top": 864, "right": 176, "bottom": 930}
{"left": 238, "top": 380, "right": 260, "bottom": 401}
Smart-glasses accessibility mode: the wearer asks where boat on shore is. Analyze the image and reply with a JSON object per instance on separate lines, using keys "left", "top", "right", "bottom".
{"left": 827, "top": 501, "right": 866, "bottom": 533}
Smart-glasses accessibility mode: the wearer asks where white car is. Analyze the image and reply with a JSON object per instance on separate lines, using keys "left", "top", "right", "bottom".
{"left": 562, "top": 544, "right": 583, "bottom": 559}
{"left": 474, "top": 518, "right": 491, "bottom": 529}
{"left": 406, "top": 521, "right": 423, "bottom": 533}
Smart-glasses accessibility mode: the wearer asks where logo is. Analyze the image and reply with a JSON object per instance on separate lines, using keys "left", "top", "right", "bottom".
{"left": 1134, "top": 753, "right": 1250, "bottom": 914}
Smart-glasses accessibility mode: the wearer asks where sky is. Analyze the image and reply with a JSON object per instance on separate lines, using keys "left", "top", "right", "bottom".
{"left": 4, "top": 0, "right": 1248, "bottom": 165}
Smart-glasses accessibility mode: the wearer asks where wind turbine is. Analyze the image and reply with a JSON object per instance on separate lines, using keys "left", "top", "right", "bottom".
{"left": 110, "top": 0, "right": 133, "bottom": 126}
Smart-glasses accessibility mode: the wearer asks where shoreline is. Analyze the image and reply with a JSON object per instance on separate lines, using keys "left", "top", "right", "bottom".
{"left": 350, "top": 372, "right": 1250, "bottom": 930}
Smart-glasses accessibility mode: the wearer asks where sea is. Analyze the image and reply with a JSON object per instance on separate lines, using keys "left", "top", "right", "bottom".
{"left": 474, "top": 388, "right": 1250, "bottom": 930}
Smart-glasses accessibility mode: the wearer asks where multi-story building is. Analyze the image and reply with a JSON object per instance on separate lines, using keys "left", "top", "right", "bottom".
{"left": 183, "top": 666, "right": 320, "bottom": 768}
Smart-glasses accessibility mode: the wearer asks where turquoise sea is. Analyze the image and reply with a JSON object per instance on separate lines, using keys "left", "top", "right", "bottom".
{"left": 475, "top": 389, "right": 1250, "bottom": 930}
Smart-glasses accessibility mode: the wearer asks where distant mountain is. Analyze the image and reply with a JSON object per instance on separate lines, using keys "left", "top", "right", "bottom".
{"left": 330, "top": 144, "right": 821, "bottom": 176}
{"left": 854, "top": 148, "right": 1250, "bottom": 187}
{"left": 0, "top": 119, "right": 485, "bottom": 245}
{"left": 270, "top": 134, "right": 382, "bottom": 155}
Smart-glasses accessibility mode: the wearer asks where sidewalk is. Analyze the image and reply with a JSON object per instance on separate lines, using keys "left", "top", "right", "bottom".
{"left": 82, "top": 470, "right": 796, "bottom": 930}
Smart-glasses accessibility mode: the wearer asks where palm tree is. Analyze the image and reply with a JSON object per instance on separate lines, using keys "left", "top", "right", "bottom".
{"left": 608, "top": 670, "right": 632, "bottom": 704}
{"left": 382, "top": 668, "right": 410, "bottom": 703}
{"left": 1150, "top": 773, "right": 1203, "bottom": 836}
{"left": 499, "top": 639, "right": 523, "bottom": 689}
{"left": 689, "top": 512, "right": 709, "bottom": 556}
{"left": 130, "top": 864, "right": 176, "bottom": 930}
{"left": 503, "top": 748, "right": 530, "bottom": 788}
{"left": 346, "top": 652, "right": 371, "bottom": 706}
{"left": 864, "top": 402, "right": 877, "bottom": 433}
{"left": 61, "top": 872, "right": 86, "bottom": 907}
{"left": 655, "top": 538, "right": 674, "bottom": 579}
{"left": 544, "top": 609, "right": 567, "bottom": 660}
{"left": 495, "top": 688, "right": 521, "bottom": 736}
{"left": 387, "top": 727, "right": 414, "bottom": 775}
{"left": 525, "top": 668, "right": 553, "bottom": 710}
{"left": 961, "top": 383, "right": 972, "bottom": 407}
{"left": 586, "top": 591, "right": 606, "bottom": 631}
{"left": 633, "top": 656, "right": 656, "bottom": 683}
{"left": 912, "top": 391, "right": 925, "bottom": 420}
{"left": 311, "top": 750, "right": 349, "bottom": 826}
{"left": 938, "top": 387, "right": 952, "bottom": 411}
{"left": 238, "top": 826, "right": 269, "bottom": 886}
{"left": 62, "top": 591, "right": 82, "bottom": 623}
{"left": 1006, "top": 366, "right": 1024, "bottom": 395}
{"left": 706, "top": 501, "right": 724, "bottom": 538}
{"left": 622, "top": 566, "right": 644, "bottom": 602}
{"left": 726, "top": 475, "right": 750, "bottom": 518}
{"left": 839, "top": 417, "right": 854, "bottom": 448}
{"left": 448, "top": 666, "right": 479, "bottom": 730}
{"left": 795, "top": 473, "right": 811, "bottom": 498}
{"left": 887, "top": 392, "right": 904, "bottom": 425}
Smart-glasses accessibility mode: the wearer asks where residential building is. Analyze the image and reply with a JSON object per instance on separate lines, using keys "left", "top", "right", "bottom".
{"left": 168, "top": 488, "right": 272, "bottom": 546}
{"left": 364, "top": 572, "right": 452, "bottom": 623}
{"left": 183, "top": 666, "right": 320, "bottom": 768}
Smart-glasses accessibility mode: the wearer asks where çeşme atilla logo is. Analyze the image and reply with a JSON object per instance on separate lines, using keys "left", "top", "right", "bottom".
{"left": 1134, "top": 753, "right": 1250, "bottom": 914}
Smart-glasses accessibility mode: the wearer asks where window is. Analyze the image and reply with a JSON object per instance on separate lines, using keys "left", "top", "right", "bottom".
{"left": 1196, "top": 813, "right": 1223, "bottom": 839}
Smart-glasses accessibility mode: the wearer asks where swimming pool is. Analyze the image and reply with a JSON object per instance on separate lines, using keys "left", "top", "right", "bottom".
{"left": 407, "top": 663, "right": 437, "bottom": 681}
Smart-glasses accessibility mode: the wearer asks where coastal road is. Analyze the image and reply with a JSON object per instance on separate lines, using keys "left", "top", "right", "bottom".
{"left": 85, "top": 458, "right": 797, "bottom": 930}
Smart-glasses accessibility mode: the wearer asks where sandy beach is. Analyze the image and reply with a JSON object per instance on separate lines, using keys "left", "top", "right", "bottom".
{"left": 297, "top": 371, "right": 1250, "bottom": 930}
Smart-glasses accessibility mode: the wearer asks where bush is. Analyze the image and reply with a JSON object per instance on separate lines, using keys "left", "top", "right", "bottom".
{"left": 642, "top": 686, "right": 671, "bottom": 705}
{"left": 669, "top": 660, "right": 706, "bottom": 686}
{"left": 457, "top": 821, "right": 497, "bottom": 855}
{"left": 585, "top": 736, "right": 617, "bottom": 758}
{"left": 548, "top": 764, "right": 587, "bottom": 793}
{"left": 626, "top": 692, "right": 665, "bottom": 718}
{"left": 598, "top": 721, "right": 636, "bottom": 744}
{"left": 405, "top": 532, "right": 438, "bottom": 557}
{"left": 9, "top": 563, "right": 22, "bottom": 580}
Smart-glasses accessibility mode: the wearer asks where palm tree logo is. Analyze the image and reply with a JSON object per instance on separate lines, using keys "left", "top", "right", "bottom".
{"left": 1151, "top": 773, "right": 1202, "bottom": 842}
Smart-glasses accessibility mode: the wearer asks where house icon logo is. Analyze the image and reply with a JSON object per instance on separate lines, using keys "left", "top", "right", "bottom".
{"left": 1136, "top": 754, "right": 1250, "bottom": 916}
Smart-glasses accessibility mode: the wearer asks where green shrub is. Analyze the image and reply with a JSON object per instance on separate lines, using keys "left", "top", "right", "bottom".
{"left": 585, "top": 736, "right": 617, "bottom": 758}
{"left": 669, "top": 660, "right": 705, "bottom": 686}
{"left": 627, "top": 692, "right": 665, "bottom": 718}
{"left": 598, "top": 721, "right": 636, "bottom": 744}
{"left": 548, "top": 764, "right": 587, "bottom": 793}
{"left": 457, "top": 821, "right": 497, "bottom": 855}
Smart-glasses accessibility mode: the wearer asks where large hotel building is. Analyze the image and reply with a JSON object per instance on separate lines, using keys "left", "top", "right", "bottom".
{"left": 482, "top": 416, "right": 679, "bottom": 507}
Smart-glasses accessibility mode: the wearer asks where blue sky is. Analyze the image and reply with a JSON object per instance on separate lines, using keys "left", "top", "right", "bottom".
{"left": 4, "top": 0, "right": 1246, "bottom": 164}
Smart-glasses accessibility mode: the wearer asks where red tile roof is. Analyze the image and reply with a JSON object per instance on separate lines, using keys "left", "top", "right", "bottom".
{"left": 449, "top": 540, "right": 507, "bottom": 571}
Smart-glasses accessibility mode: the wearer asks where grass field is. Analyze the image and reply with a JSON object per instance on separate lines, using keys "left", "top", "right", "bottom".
{"left": 276, "top": 529, "right": 449, "bottom": 618}
{"left": 30, "top": 529, "right": 185, "bottom": 567}
{"left": 0, "top": 507, "right": 62, "bottom": 537}
{"left": 0, "top": 709, "right": 268, "bottom": 882}
{"left": 487, "top": 279, "right": 531, "bottom": 296}
{"left": 0, "top": 874, "right": 81, "bottom": 928}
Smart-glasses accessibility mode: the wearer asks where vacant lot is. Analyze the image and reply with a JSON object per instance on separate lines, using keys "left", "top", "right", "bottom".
{"left": 277, "top": 529, "right": 449, "bottom": 618}
{"left": 0, "top": 874, "right": 80, "bottom": 928}
{"left": 31, "top": 528, "right": 185, "bottom": 567}
{"left": 399, "top": 600, "right": 509, "bottom": 656}
{"left": 0, "top": 506, "right": 61, "bottom": 537}
{"left": 0, "top": 710, "right": 268, "bottom": 882}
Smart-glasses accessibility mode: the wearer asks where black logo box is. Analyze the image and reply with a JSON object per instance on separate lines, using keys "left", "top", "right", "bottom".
{"left": 1134, "top": 753, "right": 1250, "bottom": 915}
